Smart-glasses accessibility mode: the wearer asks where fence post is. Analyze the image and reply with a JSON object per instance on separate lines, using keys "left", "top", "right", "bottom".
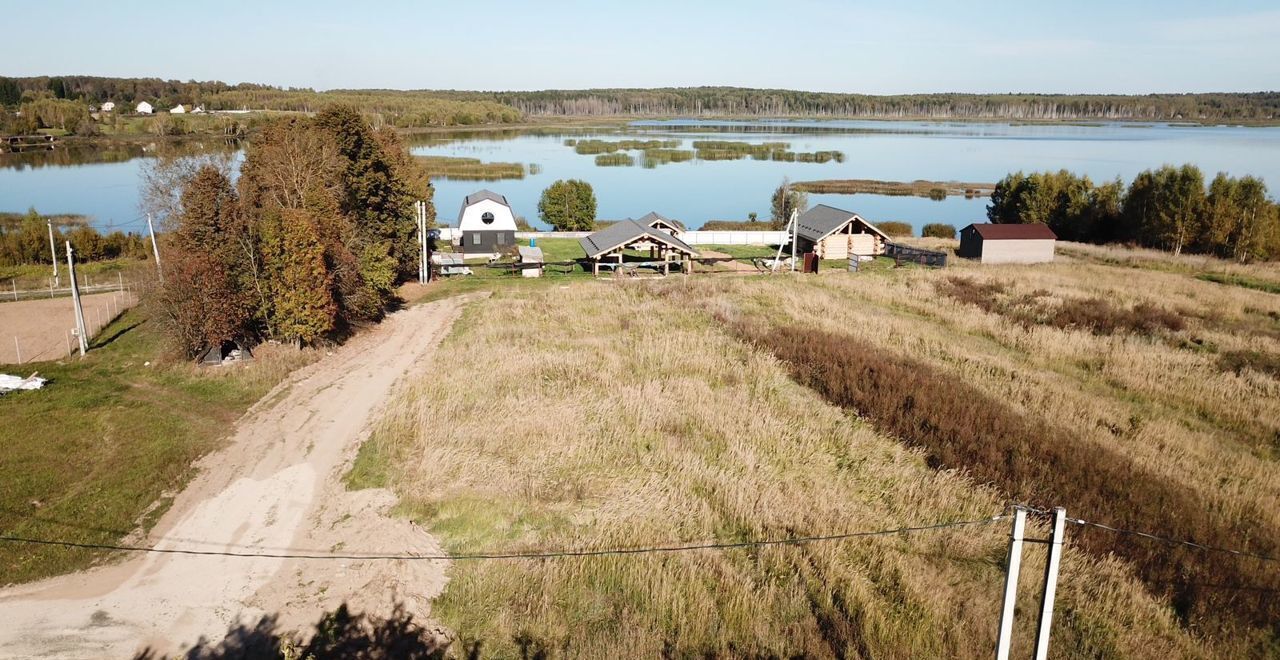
{"left": 13, "top": 337, "right": 21, "bottom": 365}
{"left": 996, "top": 507, "right": 1027, "bottom": 660}
{"left": 11, "top": 280, "right": 16, "bottom": 302}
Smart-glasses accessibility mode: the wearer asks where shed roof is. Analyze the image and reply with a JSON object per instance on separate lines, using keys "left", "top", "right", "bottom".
{"left": 579, "top": 219, "right": 699, "bottom": 259}
{"left": 517, "top": 246, "right": 544, "bottom": 262}
{"left": 637, "top": 211, "right": 685, "bottom": 232}
{"left": 795, "top": 205, "right": 889, "bottom": 243}
{"left": 965, "top": 223, "right": 1057, "bottom": 240}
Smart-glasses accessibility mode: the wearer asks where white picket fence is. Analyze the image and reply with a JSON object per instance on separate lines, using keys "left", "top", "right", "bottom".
{"left": 678, "top": 231, "right": 787, "bottom": 245}
{"left": 439, "top": 229, "right": 785, "bottom": 246}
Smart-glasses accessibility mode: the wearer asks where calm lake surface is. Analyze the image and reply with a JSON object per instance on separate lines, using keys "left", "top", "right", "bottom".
{"left": 4, "top": 119, "right": 1280, "bottom": 233}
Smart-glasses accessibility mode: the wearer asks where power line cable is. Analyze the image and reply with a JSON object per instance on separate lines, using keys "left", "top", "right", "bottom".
{"left": 0, "top": 515, "right": 1006, "bottom": 562}
{"left": 1067, "top": 517, "right": 1280, "bottom": 564}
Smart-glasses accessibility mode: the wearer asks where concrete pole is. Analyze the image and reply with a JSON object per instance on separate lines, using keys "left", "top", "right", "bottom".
{"left": 146, "top": 213, "right": 163, "bottom": 282}
{"left": 66, "top": 241, "right": 88, "bottom": 356}
{"left": 783, "top": 207, "right": 793, "bottom": 272}
{"left": 10, "top": 279, "right": 15, "bottom": 302}
{"left": 14, "top": 337, "right": 21, "bottom": 365}
{"left": 1033, "top": 507, "right": 1067, "bottom": 660}
{"left": 996, "top": 508, "right": 1026, "bottom": 660}
{"left": 47, "top": 219, "right": 60, "bottom": 288}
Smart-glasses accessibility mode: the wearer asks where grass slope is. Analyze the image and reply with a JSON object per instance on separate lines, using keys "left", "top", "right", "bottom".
{"left": 351, "top": 272, "right": 1229, "bottom": 657}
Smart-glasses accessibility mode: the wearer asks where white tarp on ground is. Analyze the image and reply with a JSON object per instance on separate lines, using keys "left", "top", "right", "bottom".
{"left": 0, "top": 373, "right": 46, "bottom": 393}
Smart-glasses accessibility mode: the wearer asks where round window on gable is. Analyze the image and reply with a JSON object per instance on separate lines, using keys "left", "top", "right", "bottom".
{"left": 481, "top": 212, "right": 495, "bottom": 225}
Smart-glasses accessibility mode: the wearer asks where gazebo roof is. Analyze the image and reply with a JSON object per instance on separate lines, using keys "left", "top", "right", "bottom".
{"left": 579, "top": 219, "right": 699, "bottom": 259}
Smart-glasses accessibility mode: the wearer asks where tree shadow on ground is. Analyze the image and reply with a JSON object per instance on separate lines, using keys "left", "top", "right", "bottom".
{"left": 133, "top": 603, "right": 481, "bottom": 660}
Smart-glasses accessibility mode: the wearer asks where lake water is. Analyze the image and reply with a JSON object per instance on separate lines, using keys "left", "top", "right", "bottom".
{"left": 4, "top": 120, "right": 1280, "bottom": 233}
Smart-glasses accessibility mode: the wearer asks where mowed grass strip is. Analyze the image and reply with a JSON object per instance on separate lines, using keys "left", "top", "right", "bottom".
{"left": 352, "top": 283, "right": 1200, "bottom": 658}
{"left": 0, "top": 310, "right": 315, "bottom": 584}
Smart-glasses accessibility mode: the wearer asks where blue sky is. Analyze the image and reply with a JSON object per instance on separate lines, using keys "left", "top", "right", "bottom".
{"left": 4, "top": 1, "right": 1279, "bottom": 93}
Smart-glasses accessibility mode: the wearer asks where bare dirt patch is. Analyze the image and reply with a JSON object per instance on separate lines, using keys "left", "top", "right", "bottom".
{"left": 0, "top": 291, "right": 136, "bottom": 365}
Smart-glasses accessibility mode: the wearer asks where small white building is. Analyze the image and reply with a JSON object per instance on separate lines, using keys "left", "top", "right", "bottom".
{"left": 517, "top": 245, "right": 545, "bottom": 278}
{"left": 135, "top": 101, "right": 153, "bottom": 115}
{"left": 958, "top": 223, "right": 1057, "bottom": 264}
{"left": 170, "top": 104, "right": 186, "bottom": 114}
{"left": 191, "top": 105, "right": 205, "bottom": 114}
{"left": 100, "top": 101, "right": 115, "bottom": 113}
{"left": 457, "top": 190, "right": 518, "bottom": 256}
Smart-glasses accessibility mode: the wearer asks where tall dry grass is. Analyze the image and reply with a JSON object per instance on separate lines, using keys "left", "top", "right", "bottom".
{"left": 355, "top": 282, "right": 1210, "bottom": 657}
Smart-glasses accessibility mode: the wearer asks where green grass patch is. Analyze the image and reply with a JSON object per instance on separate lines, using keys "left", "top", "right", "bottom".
{"left": 1197, "top": 272, "right": 1280, "bottom": 295}
{"left": 0, "top": 309, "right": 310, "bottom": 584}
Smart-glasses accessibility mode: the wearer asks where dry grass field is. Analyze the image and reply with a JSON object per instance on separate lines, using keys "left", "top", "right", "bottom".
{"left": 351, "top": 245, "right": 1280, "bottom": 657}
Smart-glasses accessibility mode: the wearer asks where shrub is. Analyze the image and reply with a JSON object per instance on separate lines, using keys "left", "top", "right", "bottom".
{"left": 921, "top": 223, "right": 956, "bottom": 239}
{"left": 1218, "top": 349, "right": 1280, "bottom": 378}
{"left": 735, "top": 321, "right": 1280, "bottom": 632}
{"left": 936, "top": 277, "right": 1185, "bottom": 337}
{"left": 878, "top": 221, "right": 913, "bottom": 237}
{"left": 927, "top": 187, "right": 947, "bottom": 201}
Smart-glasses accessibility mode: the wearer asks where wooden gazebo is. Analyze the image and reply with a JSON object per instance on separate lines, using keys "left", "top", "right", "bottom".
{"left": 578, "top": 219, "right": 700, "bottom": 276}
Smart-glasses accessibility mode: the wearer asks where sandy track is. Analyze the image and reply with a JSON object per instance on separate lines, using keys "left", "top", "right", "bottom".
{"left": 0, "top": 296, "right": 469, "bottom": 658}
{"left": 0, "top": 291, "right": 136, "bottom": 365}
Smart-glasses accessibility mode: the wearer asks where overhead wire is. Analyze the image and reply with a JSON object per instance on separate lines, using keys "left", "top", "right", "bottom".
{"left": 0, "top": 514, "right": 1007, "bottom": 562}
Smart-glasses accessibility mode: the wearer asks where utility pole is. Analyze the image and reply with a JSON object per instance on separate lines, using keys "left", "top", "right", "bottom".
{"left": 417, "top": 200, "right": 428, "bottom": 284}
{"left": 790, "top": 207, "right": 798, "bottom": 273}
{"left": 47, "top": 219, "right": 60, "bottom": 288}
{"left": 995, "top": 507, "right": 1026, "bottom": 660}
{"left": 146, "top": 213, "right": 163, "bottom": 282}
{"left": 1033, "top": 507, "right": 1067, "bottom": 660}
{"left": 770, "top": 208, "right": 800, "bottom": 274}
{"left": 66, "top": 241, "right": 88, "bottom": 356}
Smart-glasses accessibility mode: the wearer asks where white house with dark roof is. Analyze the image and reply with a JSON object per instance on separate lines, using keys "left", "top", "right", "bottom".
{"left": 795, "top": 204, "right": 890, "bottom": 260}
{"left": 457, "top": 190, "right": 517, "bottom": 256}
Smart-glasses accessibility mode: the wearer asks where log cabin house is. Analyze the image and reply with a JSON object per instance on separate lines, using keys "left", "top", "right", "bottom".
{"left": 795, "top": 205, "right": 890, "bottom": 260}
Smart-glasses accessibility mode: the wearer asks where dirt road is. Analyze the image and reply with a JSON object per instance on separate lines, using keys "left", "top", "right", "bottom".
{"left": 0, "top": 297, "right": 468, "bottom": 658}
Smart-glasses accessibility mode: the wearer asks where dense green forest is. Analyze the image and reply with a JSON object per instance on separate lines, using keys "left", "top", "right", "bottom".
{"left": 489, "top": 88, "right": 1280, "bottom": 122}
{"left": 987, "top": 167, "right": 1280, "bottom": 261}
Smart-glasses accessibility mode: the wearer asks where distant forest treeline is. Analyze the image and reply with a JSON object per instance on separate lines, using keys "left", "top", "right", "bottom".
{"left": 6, "top": 77, "right": 1280, "bottom": 125}
{"left": 0, "top": 76, "right": 522, "bottom": 129}
{"left": 487, "top": 88, "right": 1280, "bottom": 122}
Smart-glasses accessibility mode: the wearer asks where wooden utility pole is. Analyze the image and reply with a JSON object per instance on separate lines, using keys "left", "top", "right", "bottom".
{"left": 47, "top": 219, "right": 60, "bottom": 288}
{"left": 146, "top": 213, "right": 163, "bottom": 281}
{"left": 66, "top": 241, "right": 88, "bottom": 356}
{"left": 995, "top": 507, "right": 1026, "bottom": 660}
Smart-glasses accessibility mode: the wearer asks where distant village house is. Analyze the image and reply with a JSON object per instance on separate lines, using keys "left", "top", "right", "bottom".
{"left": 100, "top": 101, "right": 115, "bottom": 113}
{"left": 957, "top": 223, "right": 1057, "bottom": 264}
{"left": 135, "top": 101, "right": 153, "bottom": 115}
